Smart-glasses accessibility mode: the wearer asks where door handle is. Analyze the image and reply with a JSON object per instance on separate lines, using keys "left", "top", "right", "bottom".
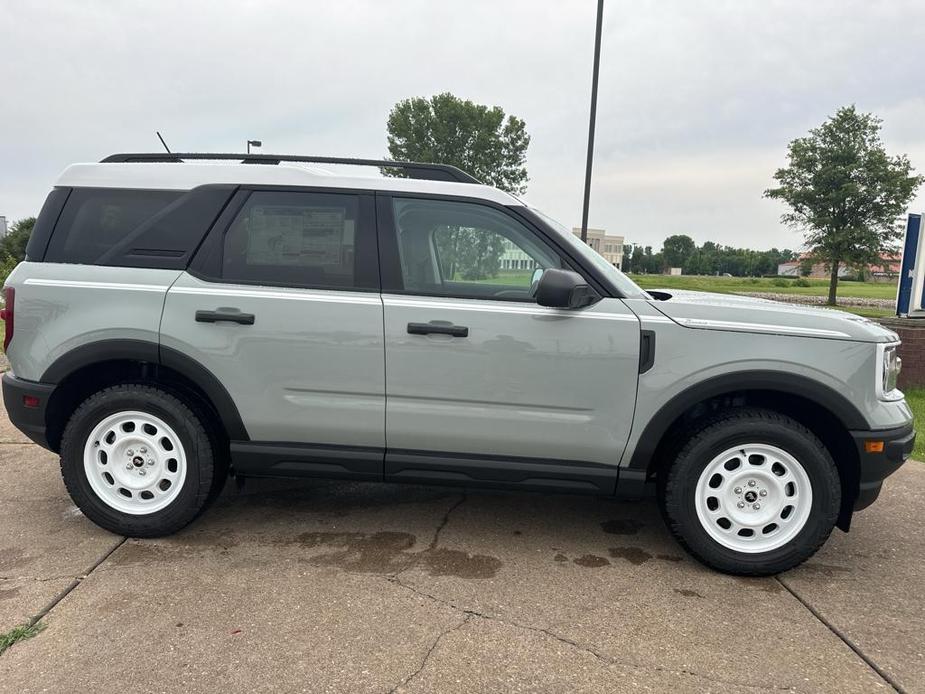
{"left": 407, "top": 321, "right": 469, "bottom": 337}
{"left": 195, "top": 309, "right": 255, "bottom": 325}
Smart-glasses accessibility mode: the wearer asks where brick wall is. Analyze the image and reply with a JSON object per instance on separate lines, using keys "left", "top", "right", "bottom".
{"left": 877, "top": 318, "right": 925, "bottom": 389}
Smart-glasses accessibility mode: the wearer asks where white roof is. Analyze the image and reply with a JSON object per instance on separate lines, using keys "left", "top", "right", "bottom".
{"left": 55, "top": 162, "right": 522, "bottom": 206}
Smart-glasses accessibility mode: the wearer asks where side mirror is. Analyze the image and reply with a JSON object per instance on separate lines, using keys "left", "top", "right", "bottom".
{"left": 533, "top": 268, "right": 598, "bottom": 309}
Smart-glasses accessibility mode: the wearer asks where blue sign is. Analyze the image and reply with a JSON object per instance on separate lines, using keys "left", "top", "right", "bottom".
{"left": 897, "top": 214, "right": 922, "bottom": 315}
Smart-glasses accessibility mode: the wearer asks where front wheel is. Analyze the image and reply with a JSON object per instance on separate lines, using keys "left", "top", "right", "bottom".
{"left": 661, "top": 408, "right": 841, "bottom": 575}
{"left": 60, "top": 384, "right": 223, "bottom": 537}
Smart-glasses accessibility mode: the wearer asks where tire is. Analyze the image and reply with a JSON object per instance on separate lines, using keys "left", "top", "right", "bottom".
{"left": 60, "top": 384, "right": 223, "bottom": 537}
{"left": 660, "top": 407, "right": 840, "bottom": 576}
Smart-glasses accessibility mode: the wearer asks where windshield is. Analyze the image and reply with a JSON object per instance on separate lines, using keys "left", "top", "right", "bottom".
{"left": 529, "top": 207, "right": 648, "bottom": 300}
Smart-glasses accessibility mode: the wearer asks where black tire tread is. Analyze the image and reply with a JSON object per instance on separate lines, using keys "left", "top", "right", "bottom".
{"left": 59, "top": 384, "right": 220, "bottom": 537}
{"left": 662, "top": 407, "right": 840, "bottom": 576}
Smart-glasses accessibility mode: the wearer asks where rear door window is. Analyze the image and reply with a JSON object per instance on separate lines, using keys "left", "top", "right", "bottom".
{"left": 220, "top": 190, "right": 377, "bottom": 290}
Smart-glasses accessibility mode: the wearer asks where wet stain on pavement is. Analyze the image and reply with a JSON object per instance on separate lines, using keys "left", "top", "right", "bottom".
{"left": 608, "top": 546, "right": 652, "bottom": 565}
{"left": 674, "top": 588, "right": 704, "bottom": 598}
{"left": 573, "top": 554, "right": 610, "bottom": 568}
{"left": 108, "top": 530, "right": 502, "bottom": 579}
{"left": 296, "top": 531, "right": 501, "bottom": 579}
{"left": 0, "top": 548, "right": 34, "bottom": 572}
{"left": 420, "top": 547, "right": 502, "bottom": 579}
{"left": 298, "top": 531, "right": 417, "bottom": 573}
{"left": 553, "top": 553, "right": 568, "bottom": 562}
{"left": 601, "top": 519, "right": 645, "bottom": 535}
{"left": 0, "top": 586, "right": 21, "bottom": 601}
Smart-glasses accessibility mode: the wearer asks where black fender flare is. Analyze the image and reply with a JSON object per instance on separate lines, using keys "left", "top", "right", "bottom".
{"left": 41, "top": 339, "right": 248, "bottom": 441}
{"left": 627, "top": 370, "right": 868, "bottom": 471}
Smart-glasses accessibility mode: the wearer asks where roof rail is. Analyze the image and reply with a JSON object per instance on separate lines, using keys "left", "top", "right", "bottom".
{"left": 99, "top": 153, "right": 481, "bottom": 184}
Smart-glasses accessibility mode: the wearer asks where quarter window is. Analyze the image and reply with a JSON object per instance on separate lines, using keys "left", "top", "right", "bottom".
{"left": 44, "top": 188, "right": 182, "bottom": 265}
{"left": 391, "top": 198, "right": 565, "bottom": 302}
{"left": 222, "top": 191, "right": 371, "bottom": 289}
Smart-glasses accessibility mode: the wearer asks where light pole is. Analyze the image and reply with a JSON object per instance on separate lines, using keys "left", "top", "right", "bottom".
{"left": 580, "top": 0, "right": 604, "bottom": 243}
{"left": 247, "top": 139, "right": 262, "bottom": 154}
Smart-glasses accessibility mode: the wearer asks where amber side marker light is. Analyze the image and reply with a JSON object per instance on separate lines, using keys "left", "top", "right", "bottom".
{"left": 864, "top": 441, "right": 885, "bottom": 454}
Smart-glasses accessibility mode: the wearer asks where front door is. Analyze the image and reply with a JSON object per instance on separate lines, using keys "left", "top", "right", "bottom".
{"left": 378, "top": 195, "right": 640, "bottom": 493}
{"left": 160, "top": 188, "right": 385, "bottom": 478}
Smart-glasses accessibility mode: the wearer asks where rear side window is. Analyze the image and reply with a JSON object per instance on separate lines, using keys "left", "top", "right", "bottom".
{"left": 43, "top": 186, "right": 234, "bottom": 268}
{"left": 220, "top": 191, "right": 376, "bottom": 290}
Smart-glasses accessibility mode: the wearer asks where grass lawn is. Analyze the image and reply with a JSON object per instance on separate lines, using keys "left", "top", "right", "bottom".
{"left": 904, "top": 388, "right": 925, "bottom": 460}
{"left": 628, "top": 274, "right": 897, "bottom": 300}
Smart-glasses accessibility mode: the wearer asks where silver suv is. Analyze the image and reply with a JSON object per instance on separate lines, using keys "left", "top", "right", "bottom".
{"left": 2, "top": 153, "right": 914, "bottom": 575}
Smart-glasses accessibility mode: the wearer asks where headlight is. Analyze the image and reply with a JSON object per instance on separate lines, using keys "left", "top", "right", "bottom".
{"left": 877, "top": 344, "right": 902, "bottom": 400}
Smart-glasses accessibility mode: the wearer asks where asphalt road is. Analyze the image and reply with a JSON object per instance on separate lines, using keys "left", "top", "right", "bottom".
{"left": 0, "top": 400, "right": 922, "bottom": 693}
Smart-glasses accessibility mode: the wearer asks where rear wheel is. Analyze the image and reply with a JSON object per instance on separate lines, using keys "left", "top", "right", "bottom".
{"left": 661, "top": 408, "right": 840, "bottom": 575}
{"left": 60, "top": 384, "right": 223, "bottom": 537}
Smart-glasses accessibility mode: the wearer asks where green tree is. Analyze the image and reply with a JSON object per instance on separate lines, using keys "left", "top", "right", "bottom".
{"left": 434, "top": 228, "right": 506, "bottom": 281}
{"left": 1, "top": 217, "right": 35, "bottom": 263}
{"left": 622, "top": 243, "right": 635, "bottom": 273}
{"left": 765, "top": 106, "right": 922, "bottom": 305}
{"left": 662, "top": 234, "right": 696, "bottom": 271}
{"left": 385, "top": 92, "right": 531, "bottom": 194}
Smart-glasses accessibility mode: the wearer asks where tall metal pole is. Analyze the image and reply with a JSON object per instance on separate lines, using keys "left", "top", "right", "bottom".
{"left": 580, "top": 0, "right": 604, "bottom": 243}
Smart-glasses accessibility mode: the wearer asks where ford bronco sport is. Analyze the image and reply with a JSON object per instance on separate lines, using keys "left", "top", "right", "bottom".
{"left": 1, "top": 153, "right": 915, "bottom": 575}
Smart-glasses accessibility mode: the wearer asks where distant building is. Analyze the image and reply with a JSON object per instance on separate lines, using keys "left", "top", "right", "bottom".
{"left": 499, "top": 239, "right": 536, "bottom": 271}
{"left": 778, "top": 254, "right": 899, "bottom": 281}
{"left": 0, "top": 216, "right": 7, "bottom": 238}
{"left": 571, "top": 228, "right": 624, "bottom": 269}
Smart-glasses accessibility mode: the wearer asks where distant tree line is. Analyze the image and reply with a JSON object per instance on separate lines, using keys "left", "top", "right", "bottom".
{"left": 622, "top": 234, "right": 796, "bottom": 277}
{"left": 0, "top": 217, "right": 34, "bottom": 283}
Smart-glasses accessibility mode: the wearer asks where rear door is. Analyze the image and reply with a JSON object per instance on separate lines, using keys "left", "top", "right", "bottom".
{"left": 160, "top": 187, "right": 385, "bottom": 478}
{"left": 378, "top": 194, "right": 640, "bottom": 493}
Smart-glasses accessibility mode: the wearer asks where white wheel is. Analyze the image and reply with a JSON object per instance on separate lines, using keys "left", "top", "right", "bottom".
{"left": 694, "top": 443, "right": 813, "bottom": 553}
{"left": 82, "top": 410, "right": 188, "bottom": 515}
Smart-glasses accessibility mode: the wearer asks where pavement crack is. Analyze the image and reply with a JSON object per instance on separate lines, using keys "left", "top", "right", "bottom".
{"left": 428, "top": 493, "right": 467, "bottom": 551}
{"left": 776, "top": 575, "right": 907, "bottom": 694}
{"left": 388, "top": 493, "right": 467, "bottom": 582}
{"left": 388, "top": 612, "right": 472, "bottom": 693}
{"left": 27, "top": 536, "right": 127, "bottom": 627}
{"left": 0, "top": 573, "right": 85, "bottom": 583}
{"left": 388, "top": 576, "right": 792, "bottom": 692}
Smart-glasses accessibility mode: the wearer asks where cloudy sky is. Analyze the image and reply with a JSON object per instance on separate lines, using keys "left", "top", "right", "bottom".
{"left": 2, "top": 0, "right": 925, "bottom": 251}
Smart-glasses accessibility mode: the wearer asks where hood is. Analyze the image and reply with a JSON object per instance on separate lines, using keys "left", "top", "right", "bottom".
{"left": 647, "top": 289, "right": 898, "bottom": 343}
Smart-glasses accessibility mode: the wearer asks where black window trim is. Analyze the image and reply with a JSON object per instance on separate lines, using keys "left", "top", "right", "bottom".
{"left": 187, "top": 185, "right": 380, "bottom": 294}
{"left": 375, "top": 190, "right": 617, "bottom": 303}
{"left": 26, "top": 186, "right": 73, "bottom": 262}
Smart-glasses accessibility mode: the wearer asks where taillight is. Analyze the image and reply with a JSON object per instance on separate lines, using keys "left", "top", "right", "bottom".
{"left": 1, "top": 287, "right": 13, "bottom": 352}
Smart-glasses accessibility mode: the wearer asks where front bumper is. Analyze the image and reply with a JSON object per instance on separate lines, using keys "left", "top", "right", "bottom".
{"left": 850, "top": 422, "right": 915, "bottom": 510}
{"left": 2, "top": 372, "right": 55, "bottom": 449}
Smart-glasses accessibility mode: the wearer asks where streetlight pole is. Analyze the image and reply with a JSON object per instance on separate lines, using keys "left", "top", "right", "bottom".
{"left": 580, "top": 0, "right": 604, "bottom": 243}
{"left": 247, "top": 139, "right": 262, "bottom": 154}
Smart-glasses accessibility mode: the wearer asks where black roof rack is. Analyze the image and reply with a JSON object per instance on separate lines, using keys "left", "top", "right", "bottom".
{"left": 99, "top": 152, "right": 481, "bottom": 184}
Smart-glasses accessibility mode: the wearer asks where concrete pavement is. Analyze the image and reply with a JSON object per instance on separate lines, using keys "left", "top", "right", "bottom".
{"left": 0, "top": 400, "right": 922, "bottom": 693}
